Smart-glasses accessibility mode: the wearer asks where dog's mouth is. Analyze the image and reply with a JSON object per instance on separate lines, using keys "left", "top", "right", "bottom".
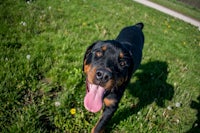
{"left": 84, "top": 80, "right": 106, "bottom": 113}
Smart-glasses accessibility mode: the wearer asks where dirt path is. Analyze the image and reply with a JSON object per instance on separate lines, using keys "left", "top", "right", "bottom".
{"left": 133, "top": 0, "right": 200, "bottom": 29}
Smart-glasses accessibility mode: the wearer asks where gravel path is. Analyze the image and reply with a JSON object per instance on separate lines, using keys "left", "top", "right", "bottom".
{"left": 133, "top": 0, "right": 200, "bottom": 29}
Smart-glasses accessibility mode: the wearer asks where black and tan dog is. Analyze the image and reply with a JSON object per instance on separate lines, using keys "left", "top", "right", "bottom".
{"left": 83, "top": 23, "right": 144, "bottom": 133}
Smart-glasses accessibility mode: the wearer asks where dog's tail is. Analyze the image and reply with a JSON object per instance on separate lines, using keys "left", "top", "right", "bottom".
{"left": 135, "top": 22, "right": 144, "bottom": 30}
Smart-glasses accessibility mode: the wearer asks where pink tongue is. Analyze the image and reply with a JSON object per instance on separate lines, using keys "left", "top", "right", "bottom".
{"left": 84, "top": 83, "right": 105, "bottom": 113}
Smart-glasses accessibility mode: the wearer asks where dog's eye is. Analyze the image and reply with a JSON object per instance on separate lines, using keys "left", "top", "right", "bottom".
{"left": 95, "top": 51, "right": 103, "bottom": 57}
{"left": 119, "top": 60, "right": 127, "bottom": 67}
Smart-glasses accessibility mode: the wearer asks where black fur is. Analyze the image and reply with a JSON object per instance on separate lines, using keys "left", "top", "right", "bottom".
{"left": 83, "top": 23, "right": 144, "bottom": 133}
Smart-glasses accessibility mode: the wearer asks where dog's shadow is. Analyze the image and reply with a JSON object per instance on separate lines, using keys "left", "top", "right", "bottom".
{"left": 107, "top": 61, "right": 174, "bottom": 131}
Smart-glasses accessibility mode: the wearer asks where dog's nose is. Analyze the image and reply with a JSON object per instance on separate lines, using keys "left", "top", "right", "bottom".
{"left": 96, "top": 69, "right": 112, "bottom": 83}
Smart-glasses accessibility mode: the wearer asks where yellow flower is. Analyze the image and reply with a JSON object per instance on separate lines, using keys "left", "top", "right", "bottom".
{"left": 82, "top": 22, "right": 87, "bottom": 26}
{"left": 70, "top": 108, "right": 76, "bottom": 115}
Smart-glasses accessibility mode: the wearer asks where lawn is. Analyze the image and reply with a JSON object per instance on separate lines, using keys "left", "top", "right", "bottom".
{"left": 150, "top": 0, "right": 200, "bottom": 21}
{"left": 0, "top": 0, "right": 199, "bottom": 132}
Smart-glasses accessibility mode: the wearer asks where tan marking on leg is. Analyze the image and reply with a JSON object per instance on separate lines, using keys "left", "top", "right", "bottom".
{"left": 104, "top": 98, "right": 116, "bottom": 107}
{"left": 91, "top": 115, "right": 105, "bottom": 133}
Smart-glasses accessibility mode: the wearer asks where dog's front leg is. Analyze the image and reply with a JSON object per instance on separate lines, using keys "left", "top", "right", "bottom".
{"left": 91, "top": 96, "right": 119, "bottom": 133}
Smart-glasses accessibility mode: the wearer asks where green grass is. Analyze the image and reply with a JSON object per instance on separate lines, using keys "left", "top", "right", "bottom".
{"left": 0, "top": 0, "right": 200, "bottom": 132}
{"left": 150, "top": 0, "right": 200, "bottom": 21}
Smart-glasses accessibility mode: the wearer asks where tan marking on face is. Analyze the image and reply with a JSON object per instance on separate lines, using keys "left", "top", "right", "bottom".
{"left": 87, "top": 67, "right": 97, "bottom": 84}
{"left": 104, "top": 79, "right": 115, "bottom": 90}
{"left": 101, "top": 45, "right": 107, "bottom": 51}
{"left": 104, "top": 98, "right": 116, "bottom": 107}
{"left": 96, "top": 51, "right": 103, "bottom": 57}
{"left": 119, "top": 52, "right": 124, "bottom": 59}
{"left": 84, "top": 61, "right": 91, "bottom": 74}
{"left": 116, "top": 77, "right": 125, "bottom": 87}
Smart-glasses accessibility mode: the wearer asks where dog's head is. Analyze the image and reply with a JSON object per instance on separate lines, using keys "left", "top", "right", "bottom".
{"left": 83, "top": 40, "right": 134, "bottom": 113}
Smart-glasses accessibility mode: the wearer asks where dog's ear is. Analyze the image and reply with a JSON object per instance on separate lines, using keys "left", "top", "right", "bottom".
{"left": 135, "top": 22, "right": 144, "bottom": 30}
{"left": 82, "top": 41, "right": 101, "bottom": 71}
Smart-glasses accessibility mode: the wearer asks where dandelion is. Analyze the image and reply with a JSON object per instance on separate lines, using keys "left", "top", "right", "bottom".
{"left": 167, "top": 106, "right": 172, "bottom": 110}
{"left": 26, "top": 0, "right": 32, "bottom": 4}
{"left": 194, "top": 123, "right": 198, "bottom": 127}
{"left": 82, "top": 22, "right": 87, "bottom": 26}
{"left": 54, "top": 101, "right": 61, "bottom": 107}
{"left": 70, "top": 108, "right": 76, "bottom": 115}
{"left": 26, "top": 54, "right": 31, "bottom": 60}
{"left": 48, "top": 6, "right": 52, "bottom": 10}
{"left": 175, "top": 102, "right": 181, "bottom": 108}
{"left": 174, "top": 82, "right": 177, "bottom": 87}
{"left": 176, "top": 119, "right": 180, "bottom": 124}
{"left": 137, "top": 111, "right": 141, "bottom": 115}
{"left": 164, "top": 29, "right": 168, "bottom": 34}
{"left": 20, "top": 21, "right": 27, "bottom": 26}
